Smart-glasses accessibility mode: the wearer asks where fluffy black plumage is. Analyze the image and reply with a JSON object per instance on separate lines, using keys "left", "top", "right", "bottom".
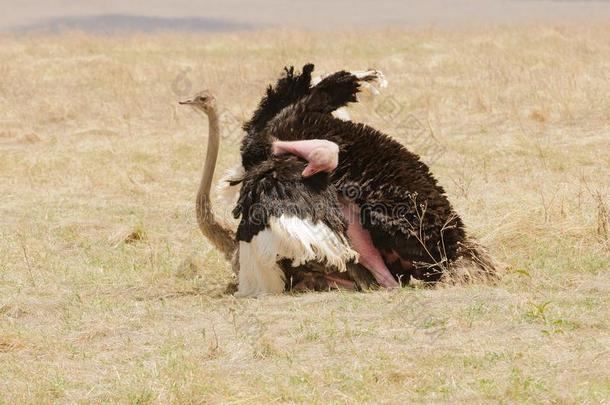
{"left": 242, "top": 64, "right": 315, "bottom": 135}
{"left": 232, "top": 155, "right": 346, "bottom": 243}
{"left": 238, "top": 64, "right": 493, "bottom": 284}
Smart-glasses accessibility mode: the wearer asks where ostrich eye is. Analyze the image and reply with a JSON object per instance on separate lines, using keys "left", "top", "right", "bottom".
{"left": 199, "top": 96, "right": 208, "bottom": 102}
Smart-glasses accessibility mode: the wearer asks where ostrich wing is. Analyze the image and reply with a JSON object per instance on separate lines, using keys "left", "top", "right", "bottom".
{"left": 243, "top": 64, "right": 315, "bottom": 136}
{"left": 243, "top": 63, "right": 383, "bottom": 136}
{"left": 240, "top": 66, "right": 384, "bottom": 171}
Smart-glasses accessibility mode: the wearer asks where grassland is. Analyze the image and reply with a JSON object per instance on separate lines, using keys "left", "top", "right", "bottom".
{"left": 0, "top": 26, "right": 609, "bottom": 403}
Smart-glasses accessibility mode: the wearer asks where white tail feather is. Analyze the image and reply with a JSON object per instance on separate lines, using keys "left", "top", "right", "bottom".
{"left": 235, "top": 215, "right": 358, "bottom": 298}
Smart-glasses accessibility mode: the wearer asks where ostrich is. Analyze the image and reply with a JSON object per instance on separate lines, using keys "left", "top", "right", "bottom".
{"left": 179, "top": 90, "right": 370, "bottom": 297}
{"left": 235, "top": 64, "right": 497, "bottom": 289}
{"left": 178, "top": 91, "right": 236, "bottom": 262}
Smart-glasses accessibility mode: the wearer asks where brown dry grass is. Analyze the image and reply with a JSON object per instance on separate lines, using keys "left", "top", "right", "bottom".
{"left": 0, "top": 26, "right": 609, "bottom": 403}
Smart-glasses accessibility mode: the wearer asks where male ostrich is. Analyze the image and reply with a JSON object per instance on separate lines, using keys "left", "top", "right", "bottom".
{"left": 236, "top": 64, "right": 497, "bottom": 289}
{"left": 180, "top": 91, "right": 365, "bottom": 297}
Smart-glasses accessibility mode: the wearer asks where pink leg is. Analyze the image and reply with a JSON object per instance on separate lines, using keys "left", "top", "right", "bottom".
{"left": 341, "top": 201, "right": 399, "bottom": 289}
{"left": 273, "top": 140, "right": 339, "bottom": 177}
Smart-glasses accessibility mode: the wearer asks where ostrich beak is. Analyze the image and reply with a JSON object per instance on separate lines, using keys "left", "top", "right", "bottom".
{"left": 178, "top": 98, "right": 194, "bottom": 105}
{"left": 301, "top": 165, "right": 319, "bottom": 178}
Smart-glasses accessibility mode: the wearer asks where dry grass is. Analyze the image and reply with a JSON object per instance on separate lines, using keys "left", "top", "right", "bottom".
{"left": 0, "top": 26, "right": 609, "bottom": 403}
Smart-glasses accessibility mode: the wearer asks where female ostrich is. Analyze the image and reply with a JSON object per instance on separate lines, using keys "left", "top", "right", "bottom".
{"left": 237, "top": 64, "right": 497, "bottom": 289}
{"left": 180, "top": 90, "right": 366, "bottom": 297}
{"left": 179, "top": 91, "right": 236, "bottom": 261}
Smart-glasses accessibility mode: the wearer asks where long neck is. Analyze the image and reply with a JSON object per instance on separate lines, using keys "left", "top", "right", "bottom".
{"left": 196, "top": 106, "right": 237, "bottom": 260}
{"left": 199, "top": 108, "right": 220, "bottom": 200}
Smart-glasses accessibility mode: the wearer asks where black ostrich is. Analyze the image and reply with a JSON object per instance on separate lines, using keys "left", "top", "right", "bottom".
{"left": 234, "top": 64, "right": 497, "bottom": 290}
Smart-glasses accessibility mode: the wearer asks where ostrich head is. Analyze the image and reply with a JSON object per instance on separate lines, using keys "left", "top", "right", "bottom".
{"left": 179, "top": 90, "right": 217, "bottom": 114}
{"left": 302, "top": 145, "right": 339, "bottom": 177}
{"left": 273, "top": 139, "right": 339, "bottom": 178}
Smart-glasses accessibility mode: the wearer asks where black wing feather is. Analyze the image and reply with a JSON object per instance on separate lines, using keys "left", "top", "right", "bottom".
{"left": 233, "top": 155, "right": 347, "bottom": 243}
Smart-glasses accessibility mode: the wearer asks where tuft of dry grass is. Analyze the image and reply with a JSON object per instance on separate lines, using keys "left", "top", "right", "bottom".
{"left": 0, "top": 26, "right": 609, "bottom": 403}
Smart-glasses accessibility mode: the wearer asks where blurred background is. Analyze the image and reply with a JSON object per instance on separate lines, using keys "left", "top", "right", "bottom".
{"left": 4, "top": 0, "right": 610, "bottom": 33}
